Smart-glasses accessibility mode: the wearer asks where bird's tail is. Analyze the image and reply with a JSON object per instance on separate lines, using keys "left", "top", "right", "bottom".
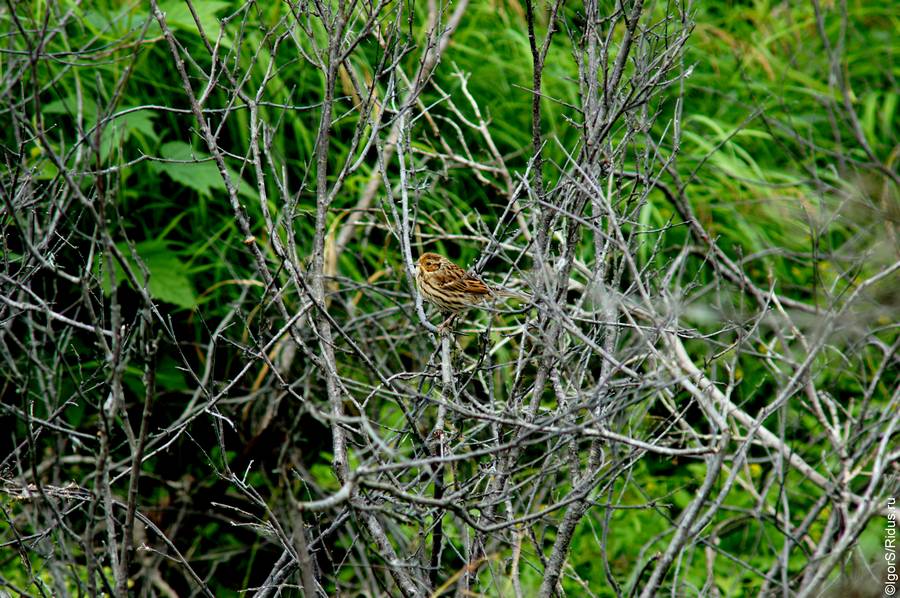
{"left": 493, "top": 288, "right": 531, "bottom": 303}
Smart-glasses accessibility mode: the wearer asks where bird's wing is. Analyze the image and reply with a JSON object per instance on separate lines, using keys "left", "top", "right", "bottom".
{"left": 435, "top": 265, "right": 491, "bottom": 296}
{"left": 458, "top": 274, "right": 492, "bottom": 296}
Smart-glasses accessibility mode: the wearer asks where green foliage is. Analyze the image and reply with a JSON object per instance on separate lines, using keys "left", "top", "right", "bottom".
{"left": 96, "top": 240, "right": 197, "bottom": 308}
{"left": 2, "top": 0, "right": 895, "bottom": 595}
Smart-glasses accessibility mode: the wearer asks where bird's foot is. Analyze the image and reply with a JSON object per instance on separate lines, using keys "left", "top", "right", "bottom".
{"left": 437, "top": 314, "right": 457, "bottom": 335}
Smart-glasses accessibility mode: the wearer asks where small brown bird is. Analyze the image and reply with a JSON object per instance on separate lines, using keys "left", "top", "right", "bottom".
{"left": 415, "top": 252, "right": 527, "bottom": 331}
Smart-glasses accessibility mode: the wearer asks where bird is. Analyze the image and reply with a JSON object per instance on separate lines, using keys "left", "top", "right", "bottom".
{"left": 415, "top": 252, "right": 528, "bottom": 332}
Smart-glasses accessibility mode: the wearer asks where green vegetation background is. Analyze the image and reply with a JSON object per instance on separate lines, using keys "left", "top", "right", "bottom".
{"left": 2, "top": 0, "right": 897, "bottom": 595}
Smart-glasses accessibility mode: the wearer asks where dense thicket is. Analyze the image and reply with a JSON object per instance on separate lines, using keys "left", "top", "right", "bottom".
{"left": 1, "top": 1, "right": 897, "bottom": 596}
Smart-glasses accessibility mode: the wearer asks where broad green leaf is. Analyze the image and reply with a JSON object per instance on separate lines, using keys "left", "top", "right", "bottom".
{"left": 154, "top": 1, "right": 231, "bottom": 46}
{"left": 97, "top": 240, "right": 196, "bottom": 309}
{"left": 153, "top": 141, "right": 258, "bottom": 200}
{"left": 138, "top": 241, "right": 197, "bottom": 308}
{"left": 101, "top": 111, "right": 158, "bottom": 160}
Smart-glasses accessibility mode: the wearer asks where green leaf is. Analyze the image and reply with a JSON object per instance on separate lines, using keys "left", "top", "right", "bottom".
{"left": 153, "top": 141, "right": 258, "bottom": 200}
{"left": 101, "top": 111, "right": 159, "bottom": 161}
{"left": 97, "top": 240, "right": 196, "bottom": 309}
{"left": 139, "top": 241, "right": 197, "bottom": 308}
{"left": 42, "top": 94, "right": 99, "bottom": 126}
{"left": 880, "top": 92, "right": 898, "bottom": 140}
{"left": 117, "top": 111, "right": 158, "bottom": 142}
{"left": 42, "top": 94, "right": 99, "bottom": 117}
{"left": 155, "top": 1, "right": 231, "bottom": 46}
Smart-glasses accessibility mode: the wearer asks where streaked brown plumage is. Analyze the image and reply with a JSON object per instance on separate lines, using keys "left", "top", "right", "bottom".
{"left": 415, "top": 252, "right": 526, "bottom": 330}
